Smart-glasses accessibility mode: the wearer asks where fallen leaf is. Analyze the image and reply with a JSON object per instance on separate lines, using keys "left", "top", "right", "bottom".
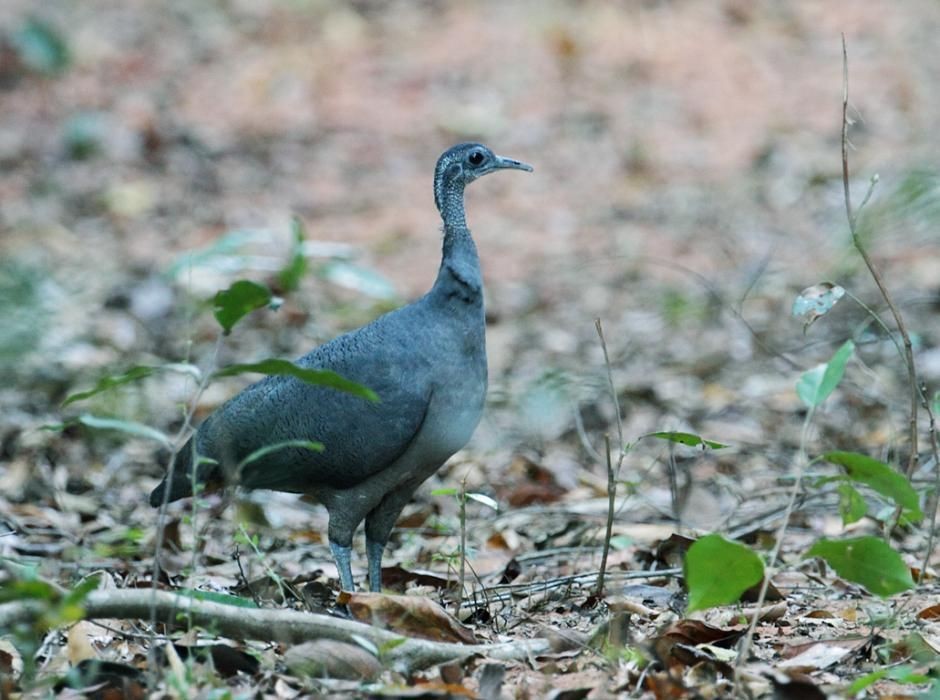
{"left": 283, "top": 640, "right": 381, "bottom": 681}
{"left": 340, "top": 591, "right": 478, "bottom": 644}
{"left": 778, "top": 637, "right": 870, "bottom": 671}
{"left": 67, "top": 621, "right": 99, "bottom": 665}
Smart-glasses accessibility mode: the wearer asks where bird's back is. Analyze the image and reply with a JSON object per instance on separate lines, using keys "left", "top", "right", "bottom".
{"left": 153, "top": 287, "right": 486, "bottom": 502}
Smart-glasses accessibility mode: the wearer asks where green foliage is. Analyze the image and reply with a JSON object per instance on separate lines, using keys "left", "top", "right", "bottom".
{"left": 166, "top": 229, "right": 262, "bottom": 279}
{"left": 643, "top": 431, "right": 728, "bottom": 450}
{"left": 277, "top": 217, "right": 309, "bottom": 292}
{"left": 805, "top": 536, "right": 914, "bottom": 597}
{"left": 62, "top": 112, "right": 107, "bottom": 160}
{"left": 213, "top": 358, "right": 378, "bottom": 402}
{"left": 792, "top": 282, "right": 845, "bottom": 331}
{"left": 0, "top": 572, "right": 100, "bottom": 678}
{"left": 45, "top": 414, "right": 171, "bottom": 447}
{"left": 796, "top": 340, "right": 854, "bottom": 408}
{"left": 0, "top": 261, "right": 47, "bottom": 368}
{"left": 320, "top": 260, "right": 397, "bottom": 299}
{"left": 836, "top": 483, "right": 867, "bottom": 525}
{"left": 11, "top": 17, "right": 70, "bottom": 75}
{"left": 62, "top": 363, "right": 201, "bottom": 407}
{"left": 684, "top": 534, "right": 764, "bottom": 612}
{"left": 62, "top": 366, "right": 155, "bottom": 406}
{"left": 823, "top": 451, "right": 923, "bottom": 522}
{"left": 212, "top": 280, "right": 274, "bottom": 334}
{"left": 845, "top": 665, "right": 934, "bottom": 696}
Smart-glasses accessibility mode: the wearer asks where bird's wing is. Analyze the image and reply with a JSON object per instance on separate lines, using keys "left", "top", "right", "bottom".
{"left": 201, "top": 312, "right": 436, "bottom": 491}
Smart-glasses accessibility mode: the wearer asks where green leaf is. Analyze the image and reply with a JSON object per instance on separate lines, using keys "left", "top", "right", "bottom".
{"left": 466, "top": 492, "right": 499, "bottom": 510}
{"left": 791, "top": 282, "right": 845, "bottom": 329}
{"left": 0, "top": 579, "right": 60, "bottom": 604}
{"left": 847, "top": 664, "right": 934, "bottom": 695}
{"left": 213, "top": 280, "right": 273, "bottom": 334}
{"left": 62, "top": 575, "right": 102, "bottom": 607}
{"left": 684, "top": 534, "right": 764, "bottom": 613}
{"left": 609, "top": 535, "right": 633, "bottom": 550}
{"left": 77, "top": 414, "right": 172, "bottom": 447}
{"left": 237, "top": 440, "right": 323, "bottom": 471}
{"left": 63, "top": 363, "right": 202, "bottom": 407}
{"left": 824, "top": 451, "right": 923, "bottom": 521}
{"left": 321, "top": 260, "right": 397, "bottom": 300}
{"left": 837, "top": 483, "right": 868, "bottom": 525}
{"left": 796, "top": 340, "right": 854, "bottom": 408}
{"left": 277, "top": 217, "right": 309, "bottom": 292}
{"left": 12, "top": 17, "right": 70, "bottom": 75}
{"left": 430, "top": 488, "right": 458, "bottom": 497}
{"left": 806, "top": 536, "right": 914, "bottom": 597}
{"left": 166, "top": 229, "right": 261, "bottom": 279}
{"left": 644, "top": 431, "right": 728, "bottom": 450}
{"left": 62, "top": 366, "right": 154, "bottom": 406}
{"left": 213, "top": 358, "right": 378, "bottom": 402}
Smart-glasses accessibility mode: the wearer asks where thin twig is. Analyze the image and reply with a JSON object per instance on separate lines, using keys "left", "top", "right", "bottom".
{"left": 919, "top": 390, "right": 940, "bottom": 580}
{"left": 0, "top": 589, "right": 554, "bottom": 673}
{"left": 840, "top": 34, "right": 919, "bottom": 479}
{"left": 456, "top": 475, "right": 468, "bottom": 611}
{"left": 734, "top": 406, "right": 817, "bottom": 692}
{"left": 149, "top": 334, "right": 223, "bottom": 664}
{"left": 593, "top": 319, "right": 627, "bottom": 598}
{"left": 596, "top": 434, "right": 616, "bottom": 597}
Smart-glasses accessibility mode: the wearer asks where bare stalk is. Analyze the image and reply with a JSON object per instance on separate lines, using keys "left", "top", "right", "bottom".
{"left": 596, "top": 434, "right": 617, "bottom": 597}
{"left": 733, "top": 407, "right": 815, "bottom": 690}
{"left": 456, "top": 475, "right": 468, "bottom": 610}
{"left": 918, "top": 392, "right": 940, "bottom": 580}
{"left": 840, "top": 35, "right": 919, "bottom": 479}
{"left": 148, "top": 334, "right": 223, "bottom": 653}
{"left": 593, "top": 319, "right": 626, "bottom": 598}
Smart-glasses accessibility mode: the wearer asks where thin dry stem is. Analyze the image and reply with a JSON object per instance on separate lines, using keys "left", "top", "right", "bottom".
{"left": 841, "top": 34, "right": 920, "bottom": 479}
{"left": 919, "top": 392, "right": 940, "bottom": 580}
{"left": 593, "top": 319, "right": 626, "bottom": 598}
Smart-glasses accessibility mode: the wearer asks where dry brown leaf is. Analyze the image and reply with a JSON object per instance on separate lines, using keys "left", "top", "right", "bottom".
{"left": 283, "top": 640, "right": 382, "bottom": 681}
{"left": 651, "top": 620, "right": 744, "bottom": 673}
{"left": 0, "top": 639, "right": 23, "bottom": 681}
{"left": 340, "top": 591, "right": 478, "bottom": 644}
{"left": 917, "top": 604, "right": 940, "bottom": 620}
{"left": 778, "top": 637, "right": 870, "bottom": 672}
{"left": 66, "top": 621, "right": 99, "bottom": 665}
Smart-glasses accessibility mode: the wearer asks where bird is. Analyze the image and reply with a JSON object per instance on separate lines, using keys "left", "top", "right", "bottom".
{"left": 150, "top": 143, "right": 532, "bottom": 592}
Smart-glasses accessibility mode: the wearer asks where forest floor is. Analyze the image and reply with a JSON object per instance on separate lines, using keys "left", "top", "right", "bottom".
{"left": 1, "top": 1, "right": 939, "bottom": 697}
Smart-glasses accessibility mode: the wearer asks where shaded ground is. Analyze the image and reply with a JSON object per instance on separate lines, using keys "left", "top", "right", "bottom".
{"left": 2, "top": 1, "right": 939, "bottom": 697}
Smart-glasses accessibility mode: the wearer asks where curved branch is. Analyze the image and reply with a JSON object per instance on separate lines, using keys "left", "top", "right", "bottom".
{"left": 0, "top": 589, "right": 552, "bottom": 672}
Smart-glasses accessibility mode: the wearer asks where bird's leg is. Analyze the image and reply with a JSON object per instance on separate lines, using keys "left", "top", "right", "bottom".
{"left": 329, "top": 540, "right": 356, "bottom": 591}
{"left": 364, "top": 484, "right": 421, "bottom": 592}
{"left": 365, "top": 538, "right": 385, "bottom": 593}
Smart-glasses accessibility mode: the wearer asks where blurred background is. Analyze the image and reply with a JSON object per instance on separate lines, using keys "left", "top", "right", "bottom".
{"left": 1, "top": 0, "right": 938, "bottom": 561}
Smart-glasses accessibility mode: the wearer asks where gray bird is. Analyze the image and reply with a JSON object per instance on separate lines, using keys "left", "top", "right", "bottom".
{"left": 150, "top": 143, "right": 532, "bottom": 591}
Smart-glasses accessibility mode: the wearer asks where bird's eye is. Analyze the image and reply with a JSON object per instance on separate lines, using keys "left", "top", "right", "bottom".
{"left": 468, "top": 150, "right": 485, "bottom": 166}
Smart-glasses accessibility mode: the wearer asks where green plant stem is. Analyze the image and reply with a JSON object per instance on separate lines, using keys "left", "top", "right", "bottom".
{"left": 918, "top": 394, "right": 940, "bottom": 581}
{"left": 596, "top": 434, "right": 616, "bottom": 598}
{"left": 733, "top": 407, "right": 815, "bottom": 694}
{"left": 456, "top": 477, "right": 468, "bottom": 611}
{"left": 148, "top": 333, "right": 223, "bottom": 666}
{"left": 593, "top": 319, "right": 626, "bottom": 599}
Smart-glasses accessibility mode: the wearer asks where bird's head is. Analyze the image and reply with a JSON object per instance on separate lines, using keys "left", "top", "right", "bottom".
{"left": 434, "top": 143, "right": 532, "bottom": 215}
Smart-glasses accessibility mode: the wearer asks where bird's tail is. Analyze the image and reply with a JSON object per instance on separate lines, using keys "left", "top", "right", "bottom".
{"left": 149, "top": 437, "right": 218, "bottom": 507}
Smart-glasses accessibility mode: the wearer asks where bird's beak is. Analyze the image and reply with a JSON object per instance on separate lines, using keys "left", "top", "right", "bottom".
{"left": 494, "top": 155, "right": 534, "bottom": 173}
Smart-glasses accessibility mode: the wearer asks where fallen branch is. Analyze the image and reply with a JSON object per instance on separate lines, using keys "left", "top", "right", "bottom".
{"left": 0, "top": 589, "right": 553, "bottom": 672}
